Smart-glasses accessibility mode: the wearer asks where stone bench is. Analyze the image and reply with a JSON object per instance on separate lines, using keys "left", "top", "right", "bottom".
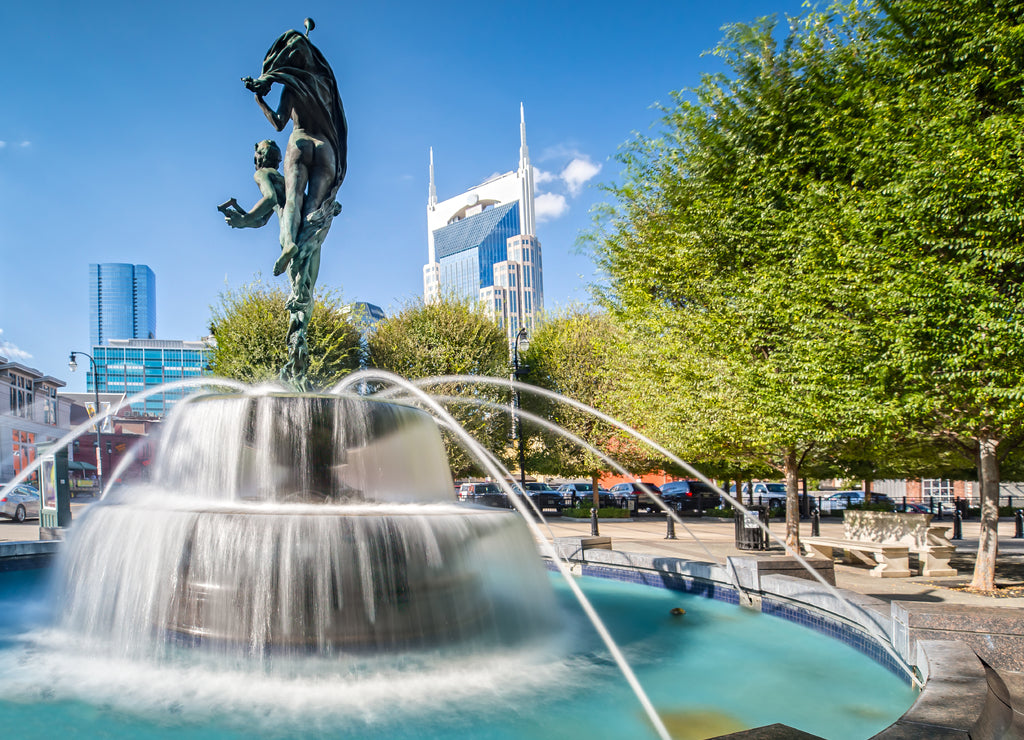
{"left": 844, "top": 510, "right": 956, "bottom": 578}
{"left": 803, "top": 536, "right": 912, "bottom": 578}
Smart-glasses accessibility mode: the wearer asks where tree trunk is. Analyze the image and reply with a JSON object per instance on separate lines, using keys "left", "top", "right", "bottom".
{"left": 784, "top": 447, "right": 800, "bottom": 553}
{"left": 971, "top": 435, "right": 1001, "bottom": 591}
{"left": 591, "top": 472, "right": 601, "bottom": 511}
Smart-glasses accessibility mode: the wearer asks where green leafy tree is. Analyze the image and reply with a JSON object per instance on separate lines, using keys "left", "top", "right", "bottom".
{"left": 365, "top": 297, "right": 511, "bottom": 478}
{"left": 588, "top": 6, "right": 889, "bottom": 549}
{"left": 208, "top": 279, "right": 363, "bottom": 389}
{"left": 520, "top": 309, "right": 651, "bottom": 504}
{"left": 589, "top": 0, "right": 1024, "bottom": 585}
{"left": 862, "top": 0, "right": 1024, "bottom": 589}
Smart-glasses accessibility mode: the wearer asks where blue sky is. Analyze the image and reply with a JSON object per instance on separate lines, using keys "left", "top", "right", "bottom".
{"left": 1, "top": 0, "right": 806, "bottom": 392}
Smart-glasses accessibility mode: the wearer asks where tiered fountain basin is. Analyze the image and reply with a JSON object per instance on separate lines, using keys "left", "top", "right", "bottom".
{"left": 54, "top": 392, "right": 557, "bottom": 655}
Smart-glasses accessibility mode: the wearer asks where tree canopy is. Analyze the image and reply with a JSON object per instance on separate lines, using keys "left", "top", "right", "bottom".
{"left": 587, "top": 0, "right": 1024, "bottom": 574}
{"left": 519, "top": 308, "right": 654, "bottom": 487}
{"left": 208, "top": 279, "right": 363, "bottom": 389}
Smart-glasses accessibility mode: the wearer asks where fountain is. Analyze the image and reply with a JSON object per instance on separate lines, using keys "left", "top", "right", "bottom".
{"left": 57, "top": 392, "right": 557, "bottom": 655}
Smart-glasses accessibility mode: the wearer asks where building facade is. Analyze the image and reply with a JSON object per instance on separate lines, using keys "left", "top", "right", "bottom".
{"left": 423, "top": 105, "right": 543, "bottom": 341}
{"left": 89, "top": 263, "right": 157, "bottom": 347}
{"left": 88, "top": 338, "right": 212, "bottom": 416}
{"left": 0, "top": 356, "right": 73, "bottom": 483}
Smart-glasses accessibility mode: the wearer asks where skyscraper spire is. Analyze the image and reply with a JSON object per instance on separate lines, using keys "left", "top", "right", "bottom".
{"left": 428, "top": 147, "right": 437, "bottom": 209}
{"left": 517, "top": 103, "right": 536, "bottom": 236}
{"left": 518, "top": 102, "right": 530, "bottom": 172}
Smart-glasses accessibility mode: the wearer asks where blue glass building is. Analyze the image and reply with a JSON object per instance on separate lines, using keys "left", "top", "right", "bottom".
{"left": 435, "top": 202, "right": 520, "bottom": 298}
{"left": 89, "top": 264, "right": 157, "bottom": 347}
{"left": 89, "top": 339, "right": 211, "bottom": 416}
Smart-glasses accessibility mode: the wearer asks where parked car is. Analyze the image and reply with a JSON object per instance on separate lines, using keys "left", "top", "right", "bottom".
{"left": 557, "top": 482, "right": 615, "bottom": 508}
{"left": 608, "top": 481, "right": 664, "bottom": 513}
{"left": 457, "top": 482, "right": 507, "bottom": 508}
{"left": 660, "top": 480, "right": 721, "bottom": 512}
{"left": 519, "top": 482, "right": 565, "bottom": 513}
{"left": 730, "top": 482, "right": 788, "bottom": 507}
{"left": 821, "top": 491, "right": 864, "bottom": 512}
{"left": 0, "top": 484, "right": 40, "bottom": 523}
{"left": 459, "top": 481, "right": 564, "bottom": 515}
{"left": 904, "top": 502, "right": 930, "bottom": 514}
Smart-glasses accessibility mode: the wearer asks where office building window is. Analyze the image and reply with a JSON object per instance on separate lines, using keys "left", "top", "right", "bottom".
{"left": 922, "top": 479, "right": 954, "bottom": 502}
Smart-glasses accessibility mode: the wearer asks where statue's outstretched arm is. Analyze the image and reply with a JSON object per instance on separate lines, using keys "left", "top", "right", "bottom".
{"left": 223, "top": 170, "right": 282, "bottom": 229}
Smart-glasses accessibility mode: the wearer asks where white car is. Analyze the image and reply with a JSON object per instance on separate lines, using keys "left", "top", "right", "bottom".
{"left": 0, "top": 484, "right": 40, "bottom": 522}
{"left": 730, "top": 482, "right": 788, "bottom": 507}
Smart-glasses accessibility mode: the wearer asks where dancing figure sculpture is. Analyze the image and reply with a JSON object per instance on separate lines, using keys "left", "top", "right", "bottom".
{"left": 220, "top": 18, "right": 347, "bottom": 388}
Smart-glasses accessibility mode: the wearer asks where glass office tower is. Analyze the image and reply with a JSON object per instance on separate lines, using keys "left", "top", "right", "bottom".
{"left": 89, "top": 339, "right": 212, "bottom": 416}
{"left": 89, "top": 263, "right": 157, "bottom": 347}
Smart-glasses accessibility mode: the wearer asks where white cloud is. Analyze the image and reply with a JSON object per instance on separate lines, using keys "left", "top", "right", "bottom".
{"left": 0, "top": 330, "right": 32, "bottom": 361}
{"left": 535, "top": 192, "right": 568, "bottom": 222}
{"left": 19, "top": 141, "right": 30, "bottom": 148}
{"left": 561, "top": 157, "right": 601, "bottom": 196}
{"left": 533, "top": 167, "right": 556, "bottom": 185}
{"left": 0, "top": 141, "right": 5, "bottom": 148}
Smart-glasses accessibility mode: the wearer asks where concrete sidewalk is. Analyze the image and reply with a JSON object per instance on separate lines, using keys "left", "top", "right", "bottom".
{"left": 537, "top": 514, "right": 1024, "bottom": 608}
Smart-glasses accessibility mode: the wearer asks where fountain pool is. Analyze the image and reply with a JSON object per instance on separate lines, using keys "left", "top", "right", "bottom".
{"left": 0, "top": 564, "right": 915, "bottom": 740}
{"left": 0, "top": 389, "right": 918, "bottom": 738}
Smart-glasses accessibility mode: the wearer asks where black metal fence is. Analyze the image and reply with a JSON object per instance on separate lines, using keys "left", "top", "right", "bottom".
{"left": 806, "top": 495, "right": 1024, "bottom": 519}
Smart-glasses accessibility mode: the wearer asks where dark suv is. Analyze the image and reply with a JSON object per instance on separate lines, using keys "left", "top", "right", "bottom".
{"left": 660, "top": 480, "right": 721, "bottom": 512}
{"left": 518, "top": 482, "right": 565, "bottom": 514}
{"left": 608, "top": 481, "right": 664, "bottom": 513}
{"left": 457, "top": 482, "right": 507, "bottom": 508}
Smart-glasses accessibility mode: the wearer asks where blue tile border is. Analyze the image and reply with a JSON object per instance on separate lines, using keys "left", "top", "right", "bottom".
{"left": 549, "top": 558, "right": 909, "bottom": 683}
{"left": 761, "top": 596, "right": 907, "bottom": 679}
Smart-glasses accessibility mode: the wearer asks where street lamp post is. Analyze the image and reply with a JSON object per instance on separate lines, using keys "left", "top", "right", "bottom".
{"left": 69, "top": 351, "right": 103, "bottom": 495}
{"left": 512, "top": 328, "right": 530, "bottom": 491}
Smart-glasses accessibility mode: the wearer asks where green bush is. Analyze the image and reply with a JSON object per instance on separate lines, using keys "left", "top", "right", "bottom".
{"left": 562, "top": 506, "right": 630, "bottom": 519}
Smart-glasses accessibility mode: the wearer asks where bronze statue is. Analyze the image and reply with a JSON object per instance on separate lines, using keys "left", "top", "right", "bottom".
{"left": 220, "top": 19, "right": 348, "bottom": 389}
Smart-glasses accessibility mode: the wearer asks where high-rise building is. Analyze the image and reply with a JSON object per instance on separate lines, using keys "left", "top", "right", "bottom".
{"left": 89, "top": 338, "right": 212, "bottom": 416}
{"left": 423, "top": 105, "right": 543, "bottom": 341}
{"left": 89, "top": 263, "right": 157, "bottom": 347}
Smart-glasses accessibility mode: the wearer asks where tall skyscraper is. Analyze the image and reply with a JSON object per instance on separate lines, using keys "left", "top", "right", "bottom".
{"left": 423, "top": 105, "right": 543, "bottom": 341}
{"left": 89, "top": 263, "right": 157, "bottom": 346}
